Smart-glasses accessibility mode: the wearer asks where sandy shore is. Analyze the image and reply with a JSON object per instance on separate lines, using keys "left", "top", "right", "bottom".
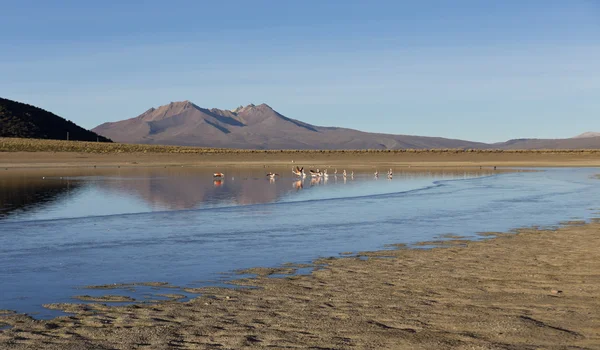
{"left": 1, "top": 221, "right": 599, "bottom": 349}
{"left": 2, "top": 151, "right": 600, "bottom": 169}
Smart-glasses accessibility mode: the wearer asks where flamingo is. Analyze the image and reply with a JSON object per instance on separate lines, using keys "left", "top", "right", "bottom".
{"left": 213, "top": 172, "right": 225, "bottom": 178}
{"left": 266, "top": 172, "right": 279, "bottom": 180}
{"left": 292, "top": 166, "right": 304, "bottom": 177}
{"left": 374, "top": 170, "right": 379, "bottom": 178}
{"left": 387, "top": 168, "right": 393, "bottom": 179}
{"left": 310, "top": 169, "right": 320, "bottom": 178}
{"left": 342, "top": 169, "right": 347, "bottom": 178}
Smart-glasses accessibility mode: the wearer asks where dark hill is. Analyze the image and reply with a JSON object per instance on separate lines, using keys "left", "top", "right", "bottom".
{"left": 0, "top": 97, "right": 111, "bottom": 142}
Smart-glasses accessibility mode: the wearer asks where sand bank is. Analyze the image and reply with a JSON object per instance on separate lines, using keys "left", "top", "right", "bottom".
{"left": 1, "top": 221, "right": 599, "bottom": 349}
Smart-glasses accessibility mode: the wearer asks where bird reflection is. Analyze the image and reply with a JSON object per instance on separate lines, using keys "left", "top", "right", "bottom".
{"left": 293, "top": 180, "right": 303, "bottom": 191}
{"left": 213, "top": 179, "right": 224, "bottom": 187}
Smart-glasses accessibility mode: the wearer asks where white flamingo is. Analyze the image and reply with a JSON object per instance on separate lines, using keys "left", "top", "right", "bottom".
{"left": 292, "top": 166, "right": 304, "bottom": 177}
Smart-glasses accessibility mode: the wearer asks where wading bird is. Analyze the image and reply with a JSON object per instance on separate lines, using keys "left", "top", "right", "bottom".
{"left": 292, "top": 166, "right": 304, "bottom": 177}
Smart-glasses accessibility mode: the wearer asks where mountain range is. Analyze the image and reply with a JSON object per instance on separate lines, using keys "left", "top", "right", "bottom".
{"left": 93, "top": 100, "right": 600, "bottom": 150}
{"left": 0, "top": 97, "right": 111, "bottom": 142}
{"left": 1, "top": 96, "right": 598, "bottom": 150}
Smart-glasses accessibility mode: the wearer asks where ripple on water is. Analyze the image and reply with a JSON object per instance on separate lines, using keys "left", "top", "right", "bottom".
{"left": 1, "top": 168, "right": 600, "bottom": 317}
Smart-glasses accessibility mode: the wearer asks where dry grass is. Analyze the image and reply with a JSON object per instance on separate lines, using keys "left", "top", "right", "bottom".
{"left": 3, "top": 137, "right": 600, "bottom": 155}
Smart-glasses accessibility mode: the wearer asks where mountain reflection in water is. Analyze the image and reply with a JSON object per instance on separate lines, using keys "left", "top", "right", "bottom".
{"left": 0, "top": 167, "right": 496, "bottom": 222}
{"left": 0, "top": 176, "right": 82, "bottom": 219}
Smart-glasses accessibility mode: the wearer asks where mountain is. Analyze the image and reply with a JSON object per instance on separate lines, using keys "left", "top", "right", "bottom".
{"left": 92, "top": 100, "right": 600, "bottom": 150}
{"left": 0, "top": 97, "right": 111, "bottom": 142}
{"left": 92, "top": 101, "right": 487, "bottom": 149}
{"left": 492, "top": 137, "right": 600, "bottom": 149}
{"left": 573, "top": 132, "right": 600, "bottom": 139}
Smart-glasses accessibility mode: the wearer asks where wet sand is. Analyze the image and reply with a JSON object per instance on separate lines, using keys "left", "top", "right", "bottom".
{"left": 2, "top": 150, "right": 600, "bottom": 169}
{"left": 1, "top": 222, "right": 599, "bottom": 349}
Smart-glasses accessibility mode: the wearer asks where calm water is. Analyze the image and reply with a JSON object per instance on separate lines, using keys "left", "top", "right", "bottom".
{"left": 0, "top": 167, "right": 599, "bottom": 318}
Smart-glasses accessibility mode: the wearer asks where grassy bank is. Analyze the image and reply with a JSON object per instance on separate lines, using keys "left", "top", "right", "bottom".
{"left": 3, "top": 137, "right": 600, "bottom": 155}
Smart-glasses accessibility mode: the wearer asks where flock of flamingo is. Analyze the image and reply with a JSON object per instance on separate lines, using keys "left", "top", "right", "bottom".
{"left": 293, "top": 166, "right": 393, "bottom": 180}
{"left": 212, "top": 166, "right": 393, "bottom": 182}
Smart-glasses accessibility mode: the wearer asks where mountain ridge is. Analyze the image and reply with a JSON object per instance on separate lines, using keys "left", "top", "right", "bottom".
{"left": 93, "top": 101, "right": 489, "bottom": 150}
{"left": 6, "top": 97, "right": 594, "bottom": 150}
{"left": 573, "top": 132, "right": 600, "bottom": 139}
{"left": 0, "top": 97, "right": 111, "bottom": 142}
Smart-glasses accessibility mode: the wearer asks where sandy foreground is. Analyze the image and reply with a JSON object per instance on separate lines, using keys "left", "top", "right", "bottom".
{"left": 2, "top": 151, "right": 600, "bottom": 169}
{"left": 1, "top": 220, "right": 599, "bottom": 349}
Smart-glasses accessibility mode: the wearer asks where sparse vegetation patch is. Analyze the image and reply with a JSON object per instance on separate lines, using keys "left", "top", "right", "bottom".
{"left": 3, "top": 137, "right": 600, "bottom": 155}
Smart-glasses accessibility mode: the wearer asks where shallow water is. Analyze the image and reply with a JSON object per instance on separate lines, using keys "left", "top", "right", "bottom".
{"left": 0, "top": 167, "right": 599, "bottom": 318}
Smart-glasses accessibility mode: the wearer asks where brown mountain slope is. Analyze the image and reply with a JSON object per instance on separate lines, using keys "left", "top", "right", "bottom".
{"left": 92, "top": 101, "right": 487, "bottom": 150}
{"left": 493, "top": 137, "right": 600, "bottom": 150}
{"left": 93, "top": 101, "right": 600, "bottom": 150}
{"left": 573, "top": 132, "right": 600, "bottom": 139}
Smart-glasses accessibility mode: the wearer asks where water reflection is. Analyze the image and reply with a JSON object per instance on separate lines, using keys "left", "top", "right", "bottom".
{"left": 0, "top": 176, "right": 82, "bottom": 219}
{"left": 0, "top": 167, "right": 498, "bottom": 222}
{"left": 293, "top": 180, "right": 303, "bottom": 191}
{"left": 9, "top": 166, "right": 591, "bottom": 317}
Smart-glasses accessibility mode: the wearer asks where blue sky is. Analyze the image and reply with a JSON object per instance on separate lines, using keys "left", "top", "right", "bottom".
{"left": 1, "top": 0, "right": 599, "bottom": 142}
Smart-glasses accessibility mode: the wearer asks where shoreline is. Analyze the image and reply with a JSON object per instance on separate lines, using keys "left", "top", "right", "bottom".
{"left": 1, "top": 221, "right": 599, "bottom": 349}
{"left": 3, "top": 150, "right": 600, "bottom": 169}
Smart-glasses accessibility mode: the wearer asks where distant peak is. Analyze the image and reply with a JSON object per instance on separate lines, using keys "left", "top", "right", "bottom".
{"left": 158, "top": 100, "right": 198, "bottom": 111}
{"left": 256, "top": 103, "right": 272, "bottom": 109}
{"left": 232, "top": 103, "right": 270, "bottom": 114}
{"left": 231, "top": 105, "right": 245, "bottom": 113}
{"left": 574, "top": 131, "right": 600, "bottom": 139}
{"left": 166, "top": 100, "right": 192, "bottom": 106}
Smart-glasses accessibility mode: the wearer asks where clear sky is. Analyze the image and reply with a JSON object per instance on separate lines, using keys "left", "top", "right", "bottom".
{"left": 1, "top": 0, "right": 599, "bottom": 142}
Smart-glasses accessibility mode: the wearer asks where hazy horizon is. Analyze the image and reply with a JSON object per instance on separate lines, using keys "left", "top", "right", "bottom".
{"left": 1, "top": 1, "right": 599, "bottom": 143}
